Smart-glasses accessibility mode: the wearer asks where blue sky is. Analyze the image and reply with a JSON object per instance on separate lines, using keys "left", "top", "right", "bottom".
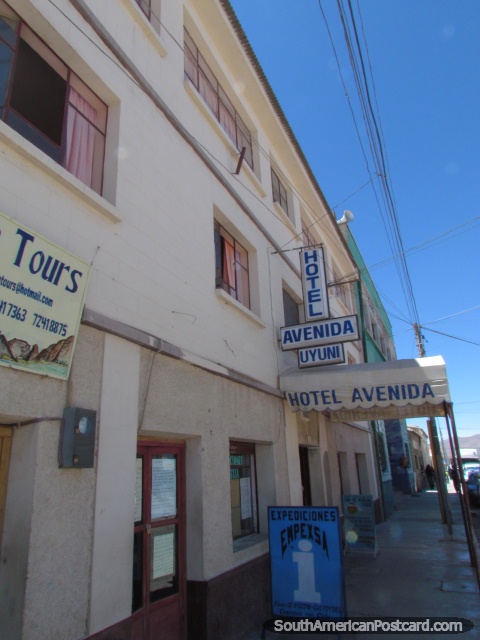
{"left": 229, "top": 0, "right": 480, "bottom": 438}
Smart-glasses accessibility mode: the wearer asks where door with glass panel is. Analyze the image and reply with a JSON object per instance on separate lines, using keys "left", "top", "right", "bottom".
{"left": 133, "top": 442, "right": 186, "bottom": 640}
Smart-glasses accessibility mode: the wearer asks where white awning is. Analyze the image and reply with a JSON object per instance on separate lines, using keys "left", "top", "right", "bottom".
{"left": 280, "top": 356, "right": 450, "bottom": 421}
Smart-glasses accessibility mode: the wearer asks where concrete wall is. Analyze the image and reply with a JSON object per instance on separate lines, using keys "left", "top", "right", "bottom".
{"left": 0, "top": 326, "right": 102, "bottom": 640}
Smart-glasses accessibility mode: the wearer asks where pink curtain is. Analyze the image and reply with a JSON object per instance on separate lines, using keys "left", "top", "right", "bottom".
{"left": 66, "top": 88, "right": 97, "bottom": 187}
{"left": 223, "top": 242, "right": 235, "bottom": 292}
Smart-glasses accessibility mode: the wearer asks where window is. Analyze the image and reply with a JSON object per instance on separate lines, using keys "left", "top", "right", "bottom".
{"left": 332, "top": 267, "right": 350, "bottom": 309}
{"left": 230, "top": 442, "right": 258, "bottom": 539}
{"left": 271, "top": 168, "right": 289, "bottom": 216}
{"left": 184, "top": 29, "right": 253, "bottom": 170}
{"left": 283, "top": 288, "right": 300, "bottom": 327}
{"left": 214, "top": 221, "right": 250, "bottom": 308}
{"left": 0, "top": 2, "right": 107, "bottom": 195}
{"left": 134, "top": 0, "right": 161, "bottom": 33}
{"left": 301, "top": 220, "right": 316, "bottom": 248}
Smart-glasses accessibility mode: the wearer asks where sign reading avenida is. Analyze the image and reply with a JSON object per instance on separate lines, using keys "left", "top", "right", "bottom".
{"left": 0, "top": 211, "right": 89, "bottom": 379}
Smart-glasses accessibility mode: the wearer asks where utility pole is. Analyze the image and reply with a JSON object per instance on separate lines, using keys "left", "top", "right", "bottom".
{"left": 414, "top": 324, "right": 452, "bottom": 533}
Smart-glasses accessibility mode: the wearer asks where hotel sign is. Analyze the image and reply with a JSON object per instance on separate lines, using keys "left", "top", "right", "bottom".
{"left": 278, "top": 247, "right": 358, "bottom": 366}
{"left": 280, "top": 315, "right": 359, "bottom": 351}
{"left": 301, "top": 248, "right": 329, "bottom": 322}
{"left": 0, "top": 211, "right": 90, "bottom": 380}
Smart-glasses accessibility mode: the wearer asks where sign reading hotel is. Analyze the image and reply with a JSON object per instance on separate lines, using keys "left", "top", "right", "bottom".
{"left": 301, "top": 248, "right": 329, "bottom": 321}
{"left": 268, "top": 506, "right": 346, "bottom": 619}
{"left": 0, "top": 211, "right": 90, "bottom": 380}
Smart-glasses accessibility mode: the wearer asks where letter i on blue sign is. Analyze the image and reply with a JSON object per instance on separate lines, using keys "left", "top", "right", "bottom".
{"left": 293, "top": 540, "right": 321, "bottom": 603}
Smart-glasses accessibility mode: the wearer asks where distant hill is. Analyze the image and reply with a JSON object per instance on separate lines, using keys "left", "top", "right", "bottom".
{"left": 442, "top": 434, "right": 480, "bottom": 459}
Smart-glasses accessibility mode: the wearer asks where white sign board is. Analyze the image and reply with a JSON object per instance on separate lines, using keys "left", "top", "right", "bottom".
{"left": 298, "top": 343, "right": 345, "bottom": 368}
{"left": 0, "top": 211, "right": 90, "bottom": 379}
{"left": 300, "top": 247, "right": 329, "bottom": 322}
{"left": 280, "top": 315, "right": 359, "bottom": 351}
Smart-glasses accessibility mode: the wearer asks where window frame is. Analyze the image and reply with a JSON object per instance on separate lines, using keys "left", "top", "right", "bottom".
{"left": 214, "top": 220, "right": 250, "bottom": 309}
{"left": 184, "top": 28, "right": 254, "bottom": 171}
{"left": 301, "top": 220, "right": 317, "bottom": 248}
{"left": 271, "top": 167, "right": 289, "bottom": 216}
{"left": 0, "top": 2, "right": 107, "bottom": 195}
{"left": 134, "top": 0, "right": 161, "bottom": 33}
{"left": 282, "top": 288, "right": 300, "bottom": 327}
{"left": 331, "top": 268, "right": 350, "bottom": 310}
{"left": 230, "top": 441, "right": 258, "bottom": 540}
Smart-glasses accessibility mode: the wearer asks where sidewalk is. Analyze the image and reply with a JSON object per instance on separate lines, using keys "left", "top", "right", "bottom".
{"left": 263, "top": 487, "right": 480, "bottom": 639}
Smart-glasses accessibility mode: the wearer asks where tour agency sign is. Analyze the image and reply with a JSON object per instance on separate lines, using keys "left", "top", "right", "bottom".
{"left": 280, "top": 247, "right": 359, "bottom": 367}
{"left": 0, "top": 211, "right": 89, "bottom": 380}
{"left": 268, "top": 506, "right": 346, "bottom": 619}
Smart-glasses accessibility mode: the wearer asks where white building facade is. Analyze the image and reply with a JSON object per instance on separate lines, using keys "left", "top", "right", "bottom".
{"left": 0, "top": 1, "right": 379, "bottom": 639}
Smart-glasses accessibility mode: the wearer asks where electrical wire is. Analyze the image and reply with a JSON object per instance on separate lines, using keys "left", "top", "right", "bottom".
{"left": 318, "top": 0, "right": 438, "bottom": 364}
{"left": 421, "top": 327, "right": 480, "bottom": 348}
{"left": 424, "top": 305, "right": 480, "bottom": 326}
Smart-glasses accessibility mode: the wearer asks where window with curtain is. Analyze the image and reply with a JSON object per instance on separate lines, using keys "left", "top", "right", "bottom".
{"left": 184, "top": 28, "right": 253, "bottom": 171}
{"left": 214, "top": 220, "right": 250, "bottom": 309}
{"left": 0, "top": 1, "right": 107, "bottom": 195}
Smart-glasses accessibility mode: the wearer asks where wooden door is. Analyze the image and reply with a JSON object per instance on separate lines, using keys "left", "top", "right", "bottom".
{"left": 133, "top": 442, "right": 186, "bottom": 640}
{"left": 0, "top": 427, "right": 12, "bottom": 548}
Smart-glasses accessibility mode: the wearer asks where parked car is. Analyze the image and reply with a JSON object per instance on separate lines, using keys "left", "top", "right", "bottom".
{"left": 466, "top": 470, "right": 480, "bottom": 506}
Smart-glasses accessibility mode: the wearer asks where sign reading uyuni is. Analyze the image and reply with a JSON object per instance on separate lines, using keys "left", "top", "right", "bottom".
{"left": 298, "top": 343, "right": 345, "bottom": 368}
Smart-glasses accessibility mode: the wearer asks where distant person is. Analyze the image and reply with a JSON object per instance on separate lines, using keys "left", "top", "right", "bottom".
{"left": 448, "top": 465, "right": 460, "bottom": 492}
{"left": 425, "top": 464, "right": 435, "bottom": 489}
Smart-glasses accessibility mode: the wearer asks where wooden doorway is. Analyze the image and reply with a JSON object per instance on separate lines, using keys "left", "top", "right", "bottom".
{"left": 299, "top": 446, "right": 312, "bottom": 506}
{"left": 132, "top": 441, "right": 186, "bottom": 640}
{"left": 0, "top": 427, "right": 12, "bottom": 549}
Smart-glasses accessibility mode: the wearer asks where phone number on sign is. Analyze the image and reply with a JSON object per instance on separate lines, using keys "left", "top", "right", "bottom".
{"left": 0, "top": 300, "right": 27, "bottom": 321}
{"left": 32, "top": 313, "right": 68, "bottom": 336}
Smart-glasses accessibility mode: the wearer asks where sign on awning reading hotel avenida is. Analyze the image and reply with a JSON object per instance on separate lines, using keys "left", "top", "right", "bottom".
{"left": 280, "top": 357, "right": 451, "bottom": 420}
{"left": 0, "top": 211, "right": 89, "bottom": 380}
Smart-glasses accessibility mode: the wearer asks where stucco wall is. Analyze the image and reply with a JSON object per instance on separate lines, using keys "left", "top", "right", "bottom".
{"left": 0, "top": 326, "right": 103, "bottom": 640}
{"left": 138, "top": 351, "right": 290, "bottom": 581}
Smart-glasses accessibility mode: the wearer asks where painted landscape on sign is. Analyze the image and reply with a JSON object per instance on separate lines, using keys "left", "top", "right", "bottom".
{"left": 0, "top": 332, "right": 74, "bottom": 378}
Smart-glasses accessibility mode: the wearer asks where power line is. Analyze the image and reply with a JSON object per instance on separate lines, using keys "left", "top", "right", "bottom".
{"left": 322, "top": 0, "right": 422, "bottom": 334}
{"left": 424, "top": 305, "right": 480, "bottom": 326}
{"left": 421, "top": 327, "right": 480, "bottom": 348}
{"left": 368, "top": 215, "right": 480, "bottom": 272}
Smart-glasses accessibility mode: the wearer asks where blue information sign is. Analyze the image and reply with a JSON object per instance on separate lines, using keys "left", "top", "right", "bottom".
{"left": 268, "top": 506, "right": 346, "bottom": 619}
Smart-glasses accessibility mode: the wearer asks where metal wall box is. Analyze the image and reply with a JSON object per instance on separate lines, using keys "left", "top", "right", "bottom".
{"left": 59, "top": 408, "right": 96, "bottom": 468}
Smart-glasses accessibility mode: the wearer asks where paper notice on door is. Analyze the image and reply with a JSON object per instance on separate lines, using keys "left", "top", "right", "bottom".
{"left": 152, "top": 531, "right": 175, "bottom": 579}
{"left": 135, "top": 457, "right": 143, "bottom": 522}
{"left": 240, "top": 477, "right": 252, "bottom": 519}
{"left": 151, "top": 456, "right": 176, "bottom": 519}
